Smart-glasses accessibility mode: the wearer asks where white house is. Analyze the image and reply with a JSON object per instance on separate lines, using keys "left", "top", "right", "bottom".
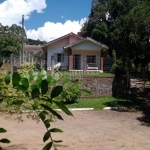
{"left": 41, "top": 32, "right": 109, "bottom": 72}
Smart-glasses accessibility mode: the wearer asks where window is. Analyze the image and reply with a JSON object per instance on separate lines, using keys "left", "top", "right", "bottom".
{"left": 87, "top": 55, "right": 96, "bottom": 63}
{"left": 54, "top": 53, "right": 64, "bottom": 62}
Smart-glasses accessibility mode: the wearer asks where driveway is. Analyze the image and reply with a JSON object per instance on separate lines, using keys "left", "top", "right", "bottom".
{"left": 1, "top": 110, "right": 150, "bottom": 150}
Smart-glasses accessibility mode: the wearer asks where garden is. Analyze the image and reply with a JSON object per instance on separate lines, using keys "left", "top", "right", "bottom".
{"left": 0, "top": 61, "right": 120, "bottom": 150}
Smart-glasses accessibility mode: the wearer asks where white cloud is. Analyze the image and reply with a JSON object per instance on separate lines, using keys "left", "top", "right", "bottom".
{"left": 0, "top": 0, "right": 46, "bottom": 26}
{"left": 0, "top": 0, "right": 88, "bottom": 42}
{"left": 27, "top": 18, "right": 87, "bottom": 42}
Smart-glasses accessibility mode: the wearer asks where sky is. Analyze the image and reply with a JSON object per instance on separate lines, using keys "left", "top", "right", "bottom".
{"left": 0, "top": 0, "right": 92, "bottom": 42}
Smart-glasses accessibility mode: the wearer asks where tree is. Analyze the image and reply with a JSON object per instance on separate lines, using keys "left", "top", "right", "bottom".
{"left": 0, "top": 23, "right": 26, "bottom": 59}
{"left": 27, "top": 39, "right": 46, "bottom": 45}
{"left": 79, "top": 0, "right": 150, "bottom": 78}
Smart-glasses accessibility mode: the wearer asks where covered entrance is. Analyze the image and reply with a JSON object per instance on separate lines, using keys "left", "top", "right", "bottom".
{"left": 73, "top": 54, "right": 81, "bottom": 70}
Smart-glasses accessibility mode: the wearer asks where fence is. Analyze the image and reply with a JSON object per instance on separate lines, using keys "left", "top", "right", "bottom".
{"left": 51, "top": 55, "right": 110, "bottom": 71}
{"left": 0, "top": 51, "right": 45, "bottom": 74}
{"left": 50, "top": 55, "right": 113, "bottom": 79}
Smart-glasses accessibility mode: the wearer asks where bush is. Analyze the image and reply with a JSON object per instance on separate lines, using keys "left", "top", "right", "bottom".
{"left": 18, "top": 62, "right": 35, "bottom": 77}
{"left": 61, "top": 87, "right": 81, "bottom": 104}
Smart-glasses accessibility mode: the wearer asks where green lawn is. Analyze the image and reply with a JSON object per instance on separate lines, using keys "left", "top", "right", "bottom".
{"left": 52, "top": 96, "right": 133, "bottom": 110}
{"left": 47, "top": 70, "right": 114, "bottom": 78}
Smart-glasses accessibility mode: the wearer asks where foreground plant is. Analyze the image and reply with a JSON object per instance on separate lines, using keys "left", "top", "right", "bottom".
{"left": 0, "top": 70, "right": 91, "bottom": 150}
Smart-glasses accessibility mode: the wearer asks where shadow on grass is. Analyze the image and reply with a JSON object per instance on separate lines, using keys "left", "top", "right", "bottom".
{"left": 104, "top": 99, "right": 138, "bottom": 108}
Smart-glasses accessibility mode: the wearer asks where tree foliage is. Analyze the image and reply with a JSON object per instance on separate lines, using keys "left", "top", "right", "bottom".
{"left": 27, "top": 39, "right": 46, "bottom": 45}
{"left": 79, "top": 0, "right": 150, "bottom": 77}
{"left": 0, "top": 23, "right": 26, "bottom": 57}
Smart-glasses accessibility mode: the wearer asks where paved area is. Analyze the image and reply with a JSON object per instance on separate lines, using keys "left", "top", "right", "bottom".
{"left": 1, "top": 110, "right": 150, "bottom": 150}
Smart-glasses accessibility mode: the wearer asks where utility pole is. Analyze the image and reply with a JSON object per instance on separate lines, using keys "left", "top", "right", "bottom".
{"left": 20, "top": 14, "right": 24, "bottom": 65}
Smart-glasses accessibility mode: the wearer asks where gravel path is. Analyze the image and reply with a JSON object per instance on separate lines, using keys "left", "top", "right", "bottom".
{"left": 1, "top": 110, "right": 150, "bottom": 150}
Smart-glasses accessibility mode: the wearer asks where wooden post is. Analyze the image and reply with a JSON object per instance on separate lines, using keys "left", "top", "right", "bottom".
{"left": 100, "top": 49, "right": 104, "bottom": 71}
{"left": 21, "top": 14, "right": 25, "bottom": 64}
{"left": 51, "top": 56, "right": 54, "bottom": 75}
{"left": 84, "top": 56, "right": 87, "bottom": 71}
{"left": 68, "top": 49, "right": 73, "bottom": 70}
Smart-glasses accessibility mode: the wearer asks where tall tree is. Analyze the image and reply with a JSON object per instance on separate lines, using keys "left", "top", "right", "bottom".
{"left": 0, "top": 23, "right": 26, "bottom": 58}
{"left": 79, "top": 0, "right": 150, "bottom": 77}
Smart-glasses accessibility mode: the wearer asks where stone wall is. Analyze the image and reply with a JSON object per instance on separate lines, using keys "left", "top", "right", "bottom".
{"left": 72, "top": 77, "right": 150, "bottom": 98}
{"left": 130, "top": 78, "right": 150, "bottom": 89}
{"left": 71, "top": 77, "right": 114, "bottom": 97}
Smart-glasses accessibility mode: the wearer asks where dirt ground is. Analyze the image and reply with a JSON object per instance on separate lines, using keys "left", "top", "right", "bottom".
{"left": 1, "top": 110, "right": 150, "bottom": 150}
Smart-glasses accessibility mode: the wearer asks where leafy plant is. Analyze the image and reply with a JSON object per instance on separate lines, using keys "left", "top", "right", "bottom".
{"left": 61, "top": 87, "right": 81, "bottom": 104}
{"left": 18, "top": 62, "right": 35, "bottom": 77}
{"left": 61, "top": 80, "right": 92, "bottom": 104}
{"left": 0, "top": 70, "right": 91, "bottom": 149}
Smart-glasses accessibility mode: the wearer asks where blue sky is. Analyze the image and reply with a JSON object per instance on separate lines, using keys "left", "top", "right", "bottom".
{"left": 0, "top": 0, "right": 92, "bottom": 41}
{"left": 26, "top": 0, "right": 92, "bottom": 30}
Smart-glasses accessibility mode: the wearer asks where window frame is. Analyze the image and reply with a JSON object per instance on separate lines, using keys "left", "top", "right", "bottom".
{"left": 87, "top": 55, "right": 96, "bottom": 64}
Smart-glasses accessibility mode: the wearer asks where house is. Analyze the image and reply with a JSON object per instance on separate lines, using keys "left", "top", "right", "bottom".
{"left": 41, "top": 32, "right": 109, "bottom": 72}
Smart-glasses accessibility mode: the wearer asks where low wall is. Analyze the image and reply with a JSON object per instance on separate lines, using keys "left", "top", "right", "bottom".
{"left": 71, "top": 77, "right": 114, "bottom": 97}
{"left": 130, "top": 78, "right": 150, "bottom": 89}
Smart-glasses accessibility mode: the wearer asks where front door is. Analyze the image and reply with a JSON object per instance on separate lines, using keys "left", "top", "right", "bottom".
{"left": 73, "top": 55, "right": 81, "bottom": 70}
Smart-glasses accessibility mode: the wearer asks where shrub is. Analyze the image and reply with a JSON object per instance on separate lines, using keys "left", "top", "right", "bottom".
{"left": 18, "top": 62, "right": 35, "bottom": 77}
{"left": 61, "top": 87, "right": 81, "bottom": 104}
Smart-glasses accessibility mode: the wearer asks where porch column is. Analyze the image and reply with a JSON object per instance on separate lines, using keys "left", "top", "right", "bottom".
{"left": 68, "top": 48, "right": 73, "bottom": 70}
{"left": 100, "top": 49, "right": 104, "bottom": 71}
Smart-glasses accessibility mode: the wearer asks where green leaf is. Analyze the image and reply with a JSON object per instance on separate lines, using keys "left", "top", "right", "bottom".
{"left": 23, "top": 74, "right": 30, "bottom": 80}
{"left": 79, "top": 88, "right": 92, "bottom": 95}
{"left": 41, "top": 80, "right": 48, "bottom": 95}
{"left": 0, "top": 99, "right": 3, "bottom": 103}
{"left": 12, "top": 72, "right": 20, "bottom": 87}
{"left": 42, "top": 142, "right": 52, "bottom": 150}
{"left": 5, "top": 72, "right": 11, "bottom": 85}
{"left": 0, "top": 128, "right": 7, "bottom": 133}
{"left": 18, "top": 85, "right": 27, "bottom": 92}
{"left": 42, "top": 75, "right": 47, "bottom": 80}
{"left": 36, "top": 77, "right": 42, "bottom": 86}
{"left": 40, "top": 104, "right": 63, "bottom": 120}
{"left": 70, "top": 81, "right": 81, "bottom": 88}
{"left": 62, "top": 78, "right": 70, "bottom": 85}
{"left": 33, "top": 76, "right": 38, "bottom": 81}
{"left": 50, "top": 128, "right": 63, "bottom": 133}
{"left": 31, "top": 84, "right": 38, "bottom": 90}
{"left": 21, "top": 78, "right": 29, "bottom": 89}
{"left": 47, "top": 76, "right": 53, "bottom": 83}
{"left": 44, "top": 119, "right": 52, "bottom": 128}
{"left": 51, "top": 86, "right": 63, "bottom": 99}
{"left": 41, "top": 70, "right": 47, "bottom": 76}
{"left": 0, "top": 138, "right": 10, "bottom": 143}
{"left": 31, "top": 88, "right": 40, "bottom": 99}
{"left": 53, "top": 101, "right": 73, "bottom": 116}
{"left": 43, "top": 131, "right": 50, "bottom": 142}
{"left": 39, "top": 111, "right": 48, "bottom": 121}
{"left": 32, "top": 71, "right": 38, "bottom": 77}
{"left": 32, "top": 103, "right": 39, "bottom": 110}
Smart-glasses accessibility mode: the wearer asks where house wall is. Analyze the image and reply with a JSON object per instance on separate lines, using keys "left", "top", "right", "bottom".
{"left": 72, "top": 41, "right": 102, "bottom": 50}
{"left": 47, "top": 35, "right": 82, "bottom": 70}
{"left": 69, "top": 35, "right": 81, "bottom": 44}
{"left": 72, "top": 50, "right": 101, "bottom": 70}
{"left": 47, "top": 37, "right": 69, "bottom": 70}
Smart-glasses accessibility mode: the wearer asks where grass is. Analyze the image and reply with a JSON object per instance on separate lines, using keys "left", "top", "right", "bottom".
{"left": 47, "top": 70, "right": 114, "bottom": 78}
{"left": 52, "top": 96, "right": 133, "bottom": 110}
